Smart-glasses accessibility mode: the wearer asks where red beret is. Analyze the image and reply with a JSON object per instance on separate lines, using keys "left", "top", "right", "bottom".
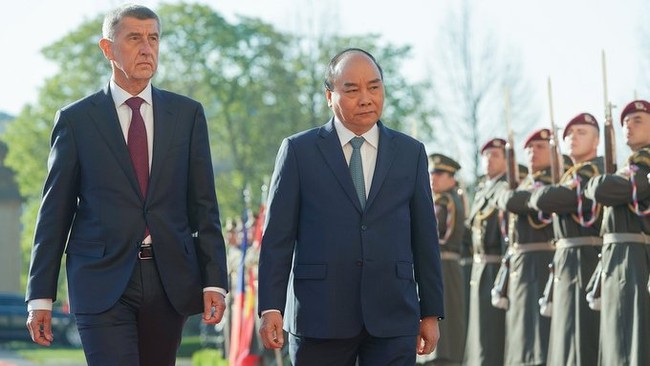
{"left": 620, "top": 100, "right": 650, "bottom": 126}
{"left": 523, "top": 128, "right": 551, "bottom": 148}
{"left": 562, "top": 113, "right": 599, "bottom": 139}
{"left": 480, "top": 138, "right": 507, "bottom": 154}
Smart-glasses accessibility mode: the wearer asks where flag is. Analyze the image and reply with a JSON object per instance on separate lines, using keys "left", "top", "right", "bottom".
{"left": 229, "top": 187, "right": 261, "bottom": 366}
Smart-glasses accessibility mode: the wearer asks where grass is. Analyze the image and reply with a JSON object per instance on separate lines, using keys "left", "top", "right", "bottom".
{"left": 4, "top": 335, "right": 211, "bottom": 365}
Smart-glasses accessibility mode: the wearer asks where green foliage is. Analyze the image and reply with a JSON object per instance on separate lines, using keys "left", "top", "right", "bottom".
{"left": 1, "top": 2, "right": 435, "bottom": 296}
{"left": 191, "top": 349, "right": 228, "bottom": 366}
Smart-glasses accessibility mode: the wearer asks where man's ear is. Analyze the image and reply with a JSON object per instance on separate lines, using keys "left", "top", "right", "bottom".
{"left": 98, "top": 38, "right": 113, "bottom": 60}
{"left": 325, "top": 89, "right": 332, "bottom": 108}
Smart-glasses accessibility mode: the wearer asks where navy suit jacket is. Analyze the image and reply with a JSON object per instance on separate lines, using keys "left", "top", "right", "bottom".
{"left": 258, "top": 119, "right": 444, "bottom": 339}
{"left": 26, "top": 85, "right": 228, "bottom": 315}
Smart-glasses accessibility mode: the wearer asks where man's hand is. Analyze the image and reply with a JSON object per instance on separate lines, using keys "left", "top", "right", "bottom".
{"left": 202, "top": 291, "right": 226, "bottom": 324}
{"left": 259, "top": 311, "right": 284, "bottom": 349}
{"left": 416, "top": 316, "right": 440, "bottom": 355}
{"left": 26, "top": 310, "right": 54, "bottom": 346}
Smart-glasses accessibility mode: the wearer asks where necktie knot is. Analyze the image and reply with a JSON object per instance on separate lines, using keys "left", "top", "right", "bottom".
{"left": 125, "top": 97, "right": 145, "bottom": 111}
{"left": 350, "top": 136, "right": 365, "bottom": 150}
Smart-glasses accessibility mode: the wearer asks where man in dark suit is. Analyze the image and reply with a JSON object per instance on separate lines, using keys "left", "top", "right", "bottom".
{"left": 24, "top": 5, "right": 228, "bottom": 366}
{"left": 257, "top": 48, "right": 444, "bottom": 366}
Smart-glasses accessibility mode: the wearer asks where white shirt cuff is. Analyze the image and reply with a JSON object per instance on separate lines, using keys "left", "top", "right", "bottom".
{"left": 203, "top": 287, "right": 227, "bottom": 297}
{"left": 261, "top": 309, "right": 281, "bottom": 316}
{"left": 27, "top": 298, "right": 53, "bottom": 312}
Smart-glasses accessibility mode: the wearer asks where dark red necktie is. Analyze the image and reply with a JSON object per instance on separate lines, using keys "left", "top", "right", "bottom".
{"left": 125, "top": 97, "right": 150, "bottom": 239}
{"left": 125, "top": 97, "right": 149, "bottom": 197}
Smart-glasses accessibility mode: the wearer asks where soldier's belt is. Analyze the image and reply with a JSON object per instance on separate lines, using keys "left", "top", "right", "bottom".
{"left": 440, "top": 251, "right": 461, "bottom": 261}
{"left": 603, "top": 232, "right": 650, "bottom": 245}
{"left": 473, "top": 253, "right": 503, "bottom": 264}
{"left": 509, "top": 242, "right": 555, "bottom": 254}
{"left": 555, "top": 236, "right": 603, "bottom": 249}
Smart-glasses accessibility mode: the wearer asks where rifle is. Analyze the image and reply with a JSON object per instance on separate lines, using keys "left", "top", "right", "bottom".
{"left": 538, "top": 263, "right": 554, "bottom": 317}
{"left": 491, "top": 252, "right": 511, "bottom": 310}
{"left": 547, "top": 78, "right": 563, "bottom": 184}
{"left": 602, "top": 50, "right": 617, "bottom": 174}
{"left": 586, "top": 254, "right": 602, "bottom": 311}
{"left": 504, "top": 88, "right": 520, "bottom": 190}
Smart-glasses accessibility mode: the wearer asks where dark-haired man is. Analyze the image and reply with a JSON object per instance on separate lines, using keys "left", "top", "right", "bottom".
{"left": 258, "top": 48, "right": 444, "bottom": 365}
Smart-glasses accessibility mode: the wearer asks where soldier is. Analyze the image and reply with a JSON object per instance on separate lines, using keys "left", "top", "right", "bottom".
{"left": 417, "top": 153, "right": 466, "bottom": 366}
{"left": 584, "top": 100, "right": 650, "bottom": 365}
{"left": 463, "top": 138, "right": 508, "bottom": 366}
{"left": 529, "top": 113, "right": 602, "bottom": 365}
{"left": 495, "top": 128, "right": 555, "bottom": 366}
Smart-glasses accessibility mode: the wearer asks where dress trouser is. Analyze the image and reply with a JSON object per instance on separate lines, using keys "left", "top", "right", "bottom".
{"left": 289, "top": 327, "right": 417, "bottom": 366}
{"left": 74, "top": 258, "right": 187, "bottom": 366}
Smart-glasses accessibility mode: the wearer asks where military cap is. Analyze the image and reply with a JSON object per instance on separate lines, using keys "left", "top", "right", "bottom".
{"left": 563, "top": 113, "right": 599, "bottom": 139}
{"left": 620, "top": 100, "right": 650, "bottom": 125}
{"left": 523, "top": 128, "right": 551, "bottom": 148}
{"left": 428, "top": 153, "right": 461, "bottom": 174}
{"left": 480, "top": 138, "right": 507, "bottom": 154}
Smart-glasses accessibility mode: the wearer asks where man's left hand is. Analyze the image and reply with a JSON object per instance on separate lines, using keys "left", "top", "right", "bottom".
{"left": 416, "top": 316, "right": 440, "bottom": 355}
{"left": 202, "top": 291, "right": 226, "bottom": 324}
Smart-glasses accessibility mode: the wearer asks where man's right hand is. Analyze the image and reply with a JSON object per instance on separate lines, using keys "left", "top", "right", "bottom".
{"left": 259, "top": 311, "right": 284, "bottom": 349}
{"left": 26, "top": 310, "right": 54, "bottom": 346}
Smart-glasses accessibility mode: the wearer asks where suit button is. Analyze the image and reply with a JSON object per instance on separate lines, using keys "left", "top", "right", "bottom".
{"left": 356, "top": 261, "right": 363, "bottom": 267}
{"left": 361, "top": 225, "right": 367, "bottom": 231}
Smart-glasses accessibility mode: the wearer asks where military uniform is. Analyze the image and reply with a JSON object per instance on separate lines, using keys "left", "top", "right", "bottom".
{"left": 495, "top": 129, "right": 555, "bottom": 366}
{"left": 418, "top": 154, "right": 466, "bottom": 366}
{"left": 530, "top": 156, "right": 603, "bottom": 366}
{"left": 464, "top": 174, "right": 508, "bottom": 365}
{"left": 583, "top": 100, "right": 650, "bottom": 366}
{"left": 528, "top": 113, "right": 603, "bottom": 366}
{"left": 463, "top": 138, "right": 508, "bottom": 366}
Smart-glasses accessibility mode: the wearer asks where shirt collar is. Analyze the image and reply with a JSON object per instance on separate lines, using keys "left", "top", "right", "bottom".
{"left": 333, "top": 117, "right": 379, "bottom": 149}
{"left": 109, "top": 79, "right": 153, "bottom": 107}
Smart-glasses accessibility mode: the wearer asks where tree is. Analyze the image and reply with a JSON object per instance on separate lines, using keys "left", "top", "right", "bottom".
{"left": 426, "top": 0, "right": 536, "bottom": 186}
{"left": 1, "top": 2, "right": 433, "bottom": 292}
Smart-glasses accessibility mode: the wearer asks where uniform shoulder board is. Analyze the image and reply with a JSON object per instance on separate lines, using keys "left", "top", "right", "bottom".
{"left": 628, "top": 147, "right": 650, "bottom": 168}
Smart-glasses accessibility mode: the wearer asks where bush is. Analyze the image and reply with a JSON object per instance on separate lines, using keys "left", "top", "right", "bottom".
{"left": 191, "top": 349, "right": 228, "bottom": 366}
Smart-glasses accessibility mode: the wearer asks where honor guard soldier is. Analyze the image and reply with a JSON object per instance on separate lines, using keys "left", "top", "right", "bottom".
{"left": 529, "top": 113, "right": 602, "bottom": 366}
{"left": 417, "top": 154, "right": 466, "bottom": 366}
{"left": 463, "top": 138, "right": 508, "bottom": 366}
{"left": 495, "top": 128, "right": 555, "bottom": 366}
{"left": 585, "top": 100, "right": 650, "bottom": 365}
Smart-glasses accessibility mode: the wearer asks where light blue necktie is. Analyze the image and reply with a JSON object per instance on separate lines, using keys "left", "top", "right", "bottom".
{"left": 349, "top": 136, "right": 366, "bottom": 208}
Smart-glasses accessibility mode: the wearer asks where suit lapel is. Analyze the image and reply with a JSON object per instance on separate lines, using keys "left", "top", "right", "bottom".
{"left": 147, "top": 87, "right": 176, "bottom": 199}
{"left": 316, "top": 119, "right": 364, "bottom": 212}
{"left": 89, "top": 85, "right": 142, "bottom": 197}
{"left": 366, "top": 121, "right": 396, "bottom": 210}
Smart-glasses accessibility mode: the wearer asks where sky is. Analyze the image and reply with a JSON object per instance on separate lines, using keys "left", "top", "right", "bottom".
{"left": 0, "top": 0, "right": 646, "bottom": 162}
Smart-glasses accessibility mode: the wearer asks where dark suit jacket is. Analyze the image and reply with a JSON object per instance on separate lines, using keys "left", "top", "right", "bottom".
{"left": 26, "top": 85, "right": 228, "bottom": 315}
{"left": 258, "top": 119, "right": 444, "bottom": 339}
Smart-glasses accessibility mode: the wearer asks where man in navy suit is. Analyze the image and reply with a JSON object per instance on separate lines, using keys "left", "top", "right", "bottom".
{"left": 24, "top": 5, "right": 228, "bottom": 365}
{"left": 258, "top": 48, "right": 444, "bottom": 366}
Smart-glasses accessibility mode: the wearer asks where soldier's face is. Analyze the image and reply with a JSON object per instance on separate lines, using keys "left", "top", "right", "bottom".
{"left": 481, "top": 148, "right": 507, "bottom": 178}
{"left": 563, "top": 125, "right": 599, "bottom": 163}
{"left": 525, "top": 140, "right": 551, "bottom": 172}
{"left": 623, "top": 112, "right": 650, "bottom": 151}
{"left": 430, "top": 171, "right": 455, "bottom": 193}
{"left": 326, "top": 53, "right": 384, "bottom": 135}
